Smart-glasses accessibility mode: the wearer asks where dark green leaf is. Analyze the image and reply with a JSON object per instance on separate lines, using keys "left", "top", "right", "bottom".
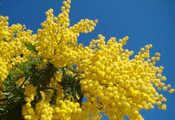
{"left": 2, "top": 38, "right": 8, "bottom": 42}
{"left": 7, "top": 94, "right": 14, "bottom": 99}
{"left": 24, "top": 42, "right": 37, "bottom": 54}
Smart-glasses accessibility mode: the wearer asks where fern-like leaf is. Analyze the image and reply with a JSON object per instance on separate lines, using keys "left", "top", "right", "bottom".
{"left": 2, "top": 38, "right": 8, "bottom": 42}
{"left": 24, "top": 42, "right": 37, "bottom": 54}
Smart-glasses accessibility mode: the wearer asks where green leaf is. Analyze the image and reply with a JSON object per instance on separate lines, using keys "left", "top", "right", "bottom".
{"left": 8, "top": 70, "right": 22, "bottom": 79}
{"left": 2, "top": 38, "right": 8, "bottom": 42}
{"left": 0, "top": 108, "right": 4, "bottom": 111}
{"left": 7, "top": 94, "right": 14, "bottom": 99}
{"left": 24, "top": 42, "right": 37, "bottom": 54}
{"left": 2, "top": 92, "right": 10, "bottom": 96}
{"left": 26, "top": 56, "right": 43, "bottom": 64}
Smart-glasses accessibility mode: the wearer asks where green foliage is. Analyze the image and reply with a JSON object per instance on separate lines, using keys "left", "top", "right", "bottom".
{"left": 24, "top": 42, "right": 37, "bottom": 54}
{"left": 59, "top": 66, "right": 84, "bottom": 106}
{"left": 30, "top": 63, "right": 57, "bottom": 107}
{"left": 16, "top": 56, "right": 43, "bottom": 76}
{"left": 0, "top": 42, "right": 41, "bottom": 119}
{"left": 0, "top": 41, "right": 84, "bottom": 118}
{"left": 0, "top": 70, "right": 25, "bottom": 120}
{"left": 2, "top": 38, "right": 8, "bottom": 42}
{"left": 8, "top": 69, "right": 23, "bottom": 80}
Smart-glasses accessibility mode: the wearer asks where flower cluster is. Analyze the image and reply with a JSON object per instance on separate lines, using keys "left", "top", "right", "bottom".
{"left": 0, "top": 0, "right": 174, "bottom": 120}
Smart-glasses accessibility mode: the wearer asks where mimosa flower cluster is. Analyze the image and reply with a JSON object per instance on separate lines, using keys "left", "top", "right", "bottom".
{"left": 0, "top": 0, "right": 174, "bottom": 120}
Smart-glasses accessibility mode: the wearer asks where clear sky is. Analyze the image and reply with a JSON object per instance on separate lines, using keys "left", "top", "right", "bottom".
{"left": 0, "top": 0, "right": 175, "bottom": 120}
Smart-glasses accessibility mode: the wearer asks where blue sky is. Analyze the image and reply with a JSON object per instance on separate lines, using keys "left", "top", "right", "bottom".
{"left": 0, "top": 0, "right": 175, "bottom": 119}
